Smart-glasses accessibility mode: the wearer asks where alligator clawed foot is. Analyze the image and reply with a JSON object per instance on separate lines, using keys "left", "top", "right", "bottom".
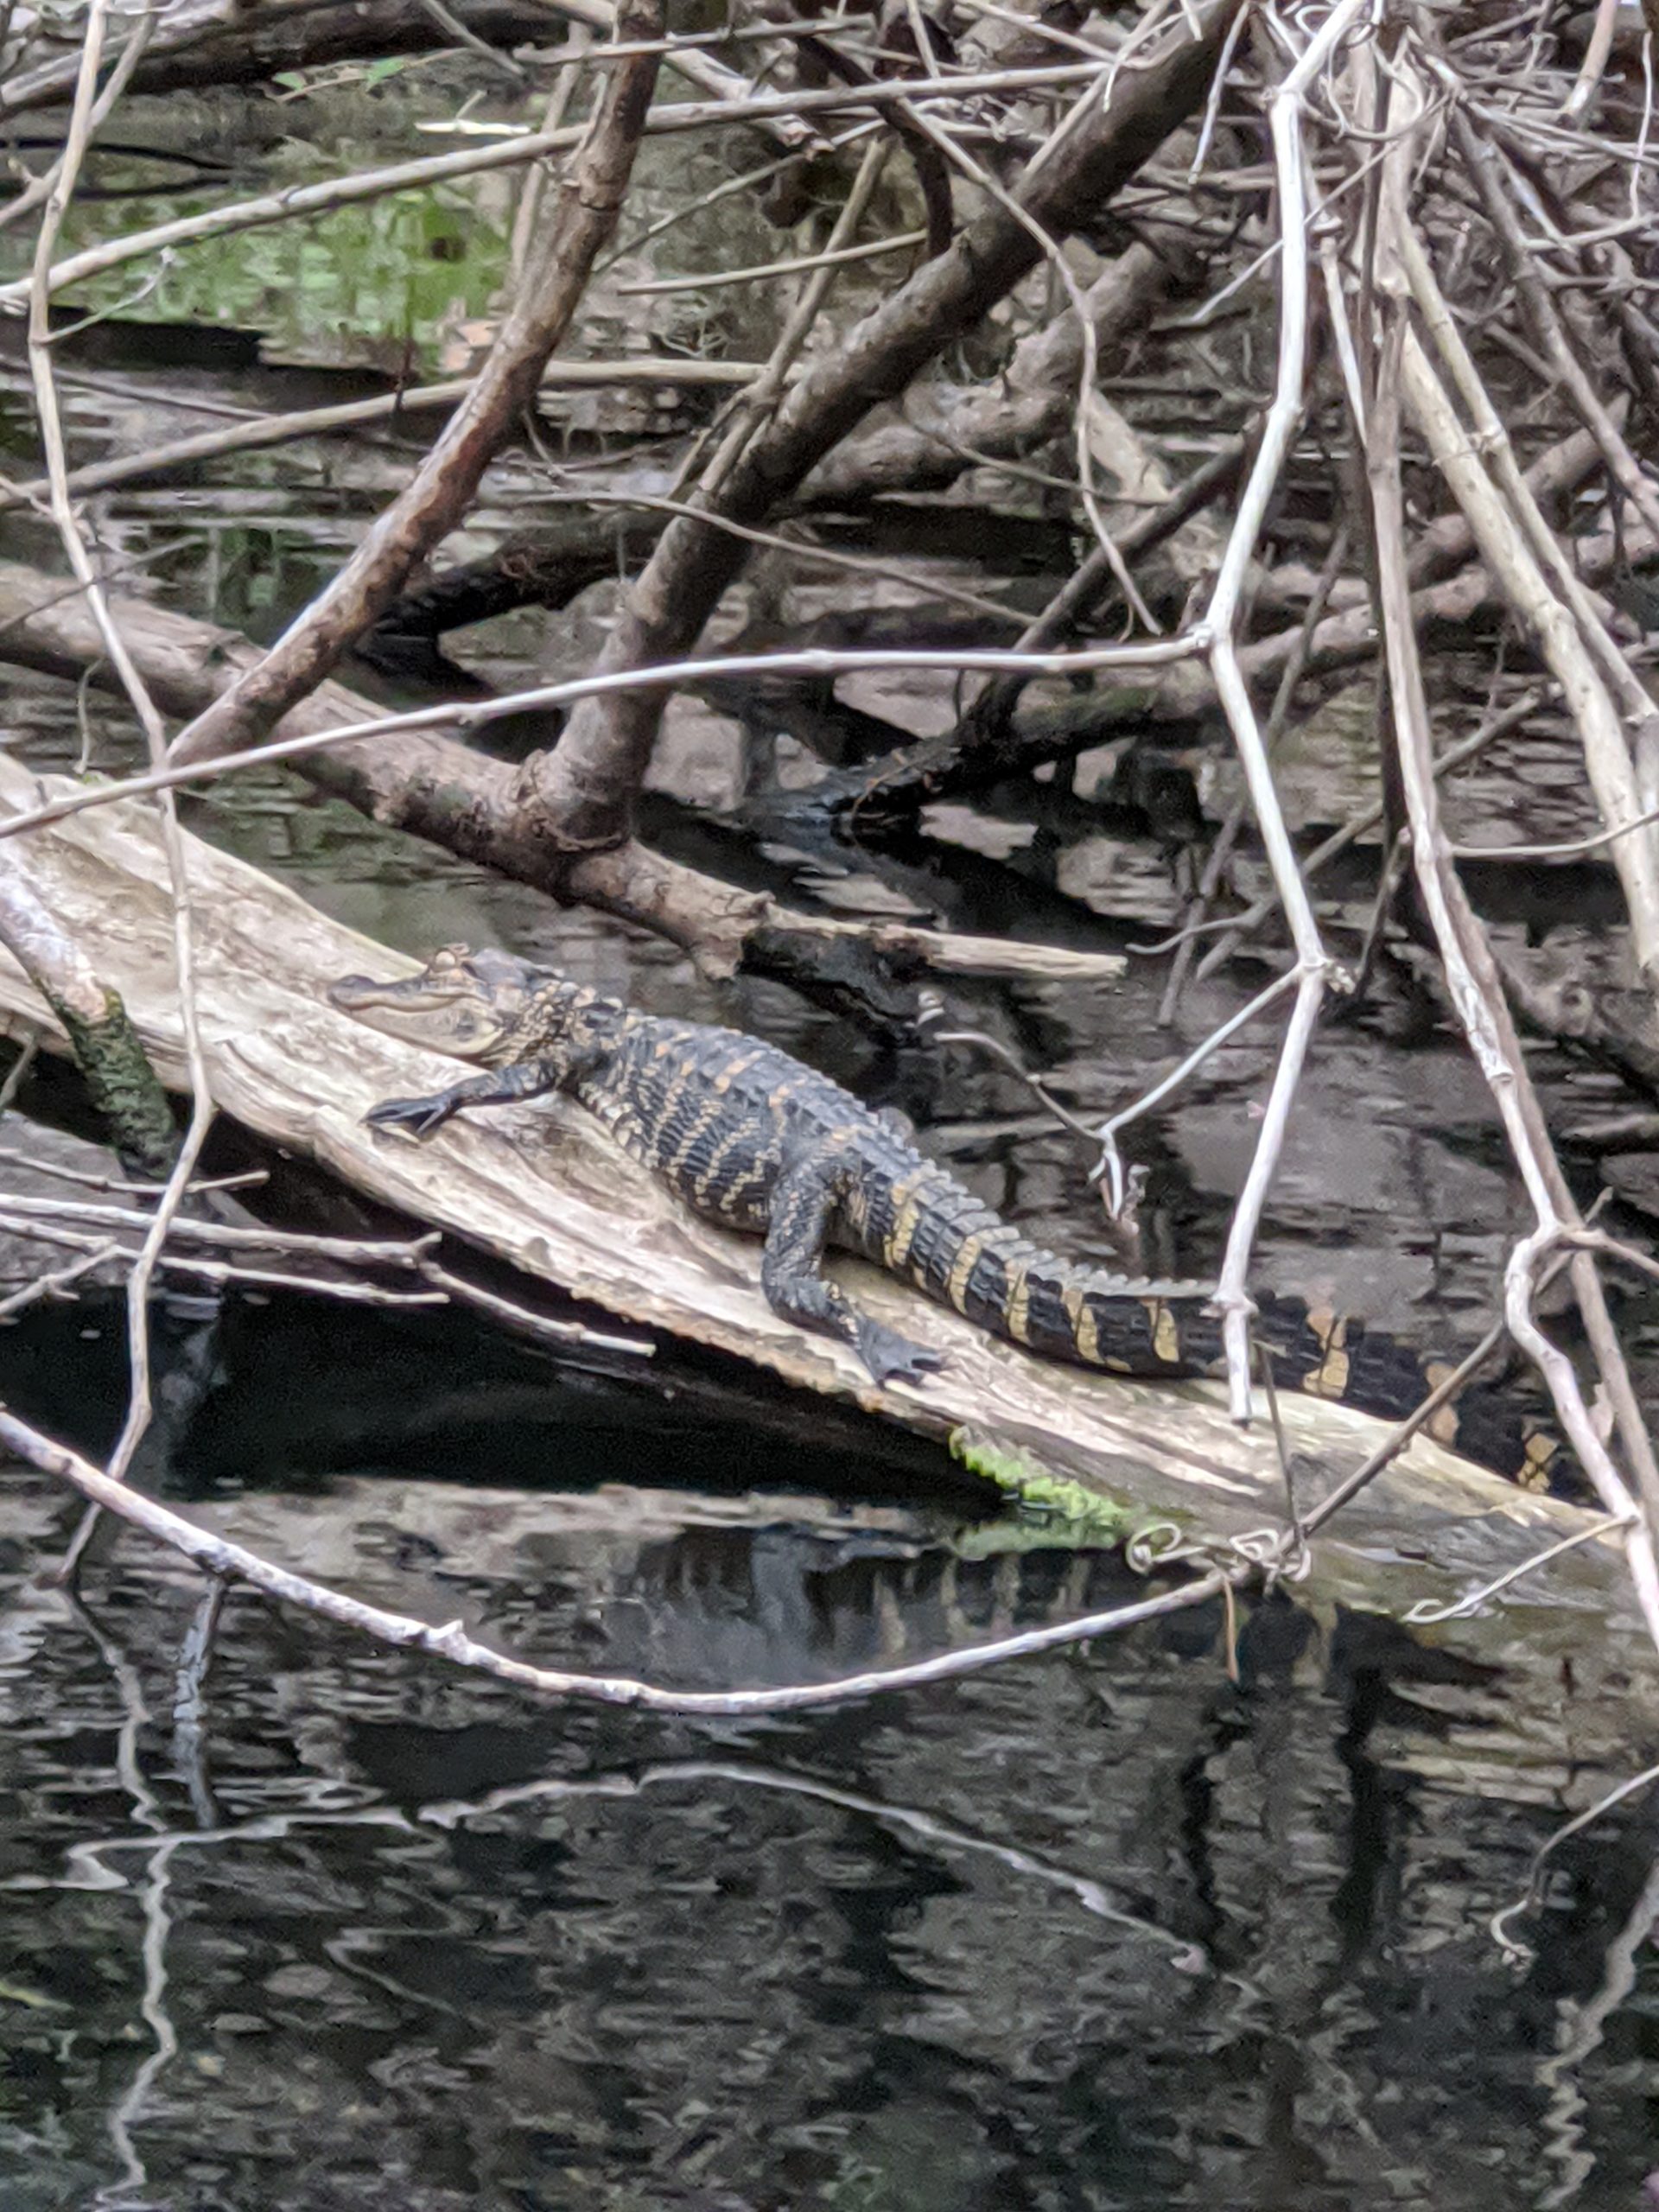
{"left": 857, "top": 1320, "right": 945, "bottom": 1388}
{"left": 364, "top": 1095, "right": 451, "bottom": 1141}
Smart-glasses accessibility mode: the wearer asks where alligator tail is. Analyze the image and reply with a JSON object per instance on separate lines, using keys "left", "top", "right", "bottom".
{"left": 899, "top": 1196, "right": 1217, "bottom": 1376}
{"left": 887, "top": 1180, "right": 1560, "bottom": 1485}
{"left": 912, "top": 1212, "right": 1560, "bottom": 1487}
{"left": 1247, "top": 1292, "right": 1562, "bottom": 1490}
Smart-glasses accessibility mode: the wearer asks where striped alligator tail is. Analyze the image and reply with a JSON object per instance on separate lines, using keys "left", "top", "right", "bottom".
{"left": 900, "top": 1200, "right": 1560, "bottom": 1488}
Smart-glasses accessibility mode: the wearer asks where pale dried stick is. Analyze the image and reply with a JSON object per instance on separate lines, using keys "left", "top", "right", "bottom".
{"left": 1398, "top": 223, "right": 1659, "bottom": 976}
{"left": 1197, "top": 0, "right": 1373, "bottom": 1414}
{"left": 1, "top": 119, "right": 595, "bottom": 311}
{"left": 1366, "top": 74, "right": 1659, "bottom": 1654}
{"left": 0, "top": 1216, "right": 450, "bottom": 1305}
{"left": 593, "top": 487, "right": 1027, "bottom": 625}
{"left": 1448, "top": 104, "right": 1659, "bottom": 555}
{"left": 24, "top": 0, "right": 216, "bottom": 1523}
{"left": 1380, "top": 665, "right": 1659, "bottom": 1573}
{"left": 1451, "top": 801, "right": 1659, "bottom": 862}
{"left": 0, "top": 1244, "right": 122, "bottom": 1320}
{"left": 1404, "top": 1516, "right": 1630, "bottom": 1625}
{"left": 1179, "top": 520, "right": 1351, "bottom": 1002}
{"left": 0, "top": 1191, "right": 439, "bottom": 1263}
{"left": 0, "top": 1406, "right": 1236, "bottom": 1715}
{"left": 1090, "top": 972, "right": 1300, "bottom": 1216}
{"left": 1560, "top": 0, "right": 1626, "bottom": 121}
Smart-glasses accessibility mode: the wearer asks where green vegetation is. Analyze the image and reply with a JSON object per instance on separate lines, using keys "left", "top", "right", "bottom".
{"left": 48, "top": 169, "right": 506, "bottom": 369}
{"left": 948, "top": 1426, "right": 1137, "bottom": 1544}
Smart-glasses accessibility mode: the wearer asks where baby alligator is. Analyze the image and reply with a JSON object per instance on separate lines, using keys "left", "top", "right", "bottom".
{"left": 329, "top": 944, "right": 1559, "bottom": 1487}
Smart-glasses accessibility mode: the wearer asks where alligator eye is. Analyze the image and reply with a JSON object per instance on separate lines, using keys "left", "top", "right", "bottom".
{"left": 431, "top": 947, "right": 463, "bottom": 973}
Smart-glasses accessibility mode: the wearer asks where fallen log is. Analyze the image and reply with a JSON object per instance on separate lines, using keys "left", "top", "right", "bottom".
{"left": 0, "top": 751, "right": 1641, "bottom": 1645}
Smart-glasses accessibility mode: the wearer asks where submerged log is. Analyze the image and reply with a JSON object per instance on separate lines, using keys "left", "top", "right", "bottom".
{"left": 0, "top": 753, "right": 1640, "bottom": 1643}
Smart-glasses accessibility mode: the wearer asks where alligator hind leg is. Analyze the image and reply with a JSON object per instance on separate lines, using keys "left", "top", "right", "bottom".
{"left": 761, "top": 1153, "right": 944, "bottom": 1388}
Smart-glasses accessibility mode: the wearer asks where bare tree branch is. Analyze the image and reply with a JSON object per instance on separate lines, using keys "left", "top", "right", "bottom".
{"left": 168, "top": 0, "right": 667, "bottom": 767}
{"left": 524, "top": 0, "right": 1247, "bottom": 854}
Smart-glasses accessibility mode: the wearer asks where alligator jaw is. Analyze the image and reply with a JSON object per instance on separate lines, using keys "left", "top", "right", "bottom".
{"left": 327, "top": 963, "right": 510, "bottom": 1061}
{"left": 327, "top": 972, "right": 422, "bottom": 1015}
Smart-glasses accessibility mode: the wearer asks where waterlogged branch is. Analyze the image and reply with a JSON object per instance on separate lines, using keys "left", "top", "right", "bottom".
{"left": 0, "top": 1407, "right": 1232, "bottom": 1713}
{"left": 0, "top": 559, "right": 1153, "bottom": 1001}
{"left": 0, "top": 568, "right": 1204, "bottom": 847}
{"left": 813, "top": 488, "right": 1645, "bottom": 828}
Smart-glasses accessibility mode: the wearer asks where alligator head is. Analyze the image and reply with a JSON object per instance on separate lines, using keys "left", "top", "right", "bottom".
{"left": 327, "top": 943, "right": 539, "bottom": 1065}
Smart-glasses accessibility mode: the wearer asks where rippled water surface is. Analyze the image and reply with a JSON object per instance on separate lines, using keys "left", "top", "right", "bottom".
{"left": 6, "top": 625, "right": 1659, "bottom": 2206}
{"left": 4, "top": 1330, "right": 1659, "bottom": 2212}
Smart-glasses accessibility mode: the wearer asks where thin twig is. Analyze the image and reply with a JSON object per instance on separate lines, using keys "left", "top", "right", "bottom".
{"left": 0, "top": 636, "right": 1210, "bottom": 849}
{"left": 1364, "top": 49, "right": 1659, "bottom": 1654}
{"left": 1, "top": 1405, "right": 1233, "bottom": 1715}
{"left": 25, "top": 0, "right": 218, "bottom": 1536}
{"left": 1198, "top": 0, "right": 1370, "bottom": 1413}
{"left": 615, "top": 226, "right": 928, "bottom": 295}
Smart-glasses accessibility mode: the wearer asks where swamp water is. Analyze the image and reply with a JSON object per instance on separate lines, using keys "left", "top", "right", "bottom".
{"left": 5, "top": 504, "right": 1659, "bottom": 2211}
{"left": 4, "top": 1292, "right": 1659, "bottom": 2212}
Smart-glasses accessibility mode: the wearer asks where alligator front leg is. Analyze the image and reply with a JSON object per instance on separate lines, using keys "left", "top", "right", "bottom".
{"left": 364, "top": 1058, "right": 565, "bottom": 1140}
{"left": 761, "top": 1152, "right": 944, "bottom": 1388}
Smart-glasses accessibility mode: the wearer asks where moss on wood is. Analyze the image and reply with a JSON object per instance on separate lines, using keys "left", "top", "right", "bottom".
{"left": 49, "top": 986, "right": 179, "bottom": 1179}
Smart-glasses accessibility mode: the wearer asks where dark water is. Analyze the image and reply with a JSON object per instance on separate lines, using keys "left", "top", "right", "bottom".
{"left": 8, "top": 630, "right": 1659, "bottom": 2202}
{"left": 5, "top": 1407, "right": 1659, "bottom": 2212}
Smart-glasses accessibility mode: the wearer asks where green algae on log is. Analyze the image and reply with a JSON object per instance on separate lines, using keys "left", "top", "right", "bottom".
{"left": 48, "top": 986, "right": 179, "bottom": 1179}
{"left": 950, "top": 1427, "right": 1138, "bottom": 1546}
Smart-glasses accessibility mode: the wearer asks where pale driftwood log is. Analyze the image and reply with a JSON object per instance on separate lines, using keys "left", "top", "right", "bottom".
{"left": 0, "top": 751, "right": 1640, "bottom": 1644}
